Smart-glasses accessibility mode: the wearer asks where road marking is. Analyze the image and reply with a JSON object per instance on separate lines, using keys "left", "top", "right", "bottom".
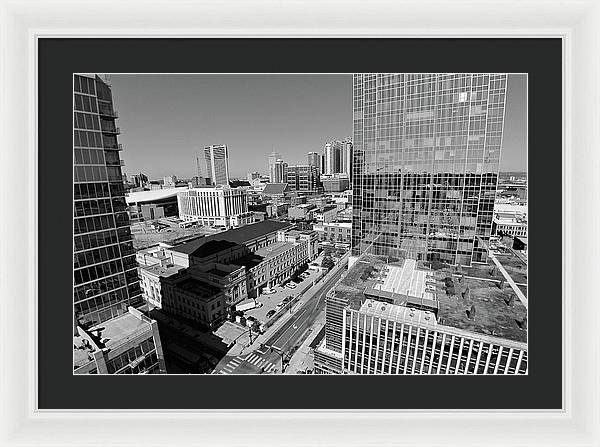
{"left": 219, "top": 371, "right": 227, "bottom": 374}
{"left": 228, "top": 359, "right": 241, "bottom": 366}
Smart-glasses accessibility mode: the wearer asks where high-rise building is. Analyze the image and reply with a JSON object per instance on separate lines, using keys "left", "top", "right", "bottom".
{"left": 323, "top": 140, "right": 343, "bottom": 175}
{"left": 308, "top": 152, "right": 321, "bottom": 171}
{"left": 341, "top": 138, "right": 353, "bottom": 180}
{"left": 286, "top": 164, "right": 320, "bottom": 193}
{"left": 268, "top": 152, "right": 282, "bottom": 183}
{"left": 74, "top": 74, "right": 166, "bottom": 374}
{"left": 204, "top": 144, "right": 230, "bottom": 186}
{"left": 74, "top": 74, "right": 143, "bottom": 325}
{"left": 271, "top": 158, "right": 288, "bottom": 183}
{"left": 351, "top": 73, "right": 508, "bottom": 265}
{"left": 177, "top": 186, "right": 252, "bottom": 229}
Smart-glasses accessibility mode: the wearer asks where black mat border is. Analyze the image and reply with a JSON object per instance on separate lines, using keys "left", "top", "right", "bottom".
{"left": 38, "top": 38, "right": 562, "bottom": 410}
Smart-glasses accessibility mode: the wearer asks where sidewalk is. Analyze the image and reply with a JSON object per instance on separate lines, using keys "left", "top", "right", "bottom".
{"left": 231, "top": 253, "right": 349, "bottom": 356}
{"left": 285, "top": 312, "right": 326, "bottom": 374}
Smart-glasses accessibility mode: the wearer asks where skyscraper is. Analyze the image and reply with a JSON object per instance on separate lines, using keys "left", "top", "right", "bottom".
{"left": 204, "top": 144, "right": 230, "bottom": 186}
{"left": 74, "top": 74, "right": 166, "bottom": 374}
{"left": 351, "top": 73, "right": 508, "bottom": 266}
{"left": 285, "top": 164, "right": 320, "bottom": 193}
{"left": 341, "top": 137, "right": 353, "bottom": 180}
{"left": 74, "top": 74, "right": 142, "bottom": 325}
{"left": 268, "top": 151, "right": 282, "bottom": 183}
{"left": 307, "top": 151, "right": 321, "bottom": 171}
{"left": 323, "top": 140, "right": 343, "bottom": 175}
{"left": 272, "top": 158, "right": 288, "bottom": 183}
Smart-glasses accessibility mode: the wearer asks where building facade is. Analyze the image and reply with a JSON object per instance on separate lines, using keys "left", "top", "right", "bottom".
{"left": 286, "top": 164, "right": 320, "bottom": 193}
{"left": 177, "top": 186, "right": 250, "bottom": 228}
{"left": 307, "top": 151, "right": 321, "bottom": 172}
{"left": 268, "top": 152, "right": 281, "bottom": 182}
{"left": 74, "top": 306, "right": 166, "bottom": 374}
{"left": 321, "top": 174, "right": 350, "bottom": 193}
{"left": 323, "top": 140, "right": 343, "bottom": 175}
{"left": 313, "top": 221, "right": 352, "bottom": 244}
{"left": 330, "top": 299, "right": 528, "bottom": 375}
{"left": 204, "top": 144, "right": 230, "bottom": 186}
{"left": 74, "top": 74, "right": 143, "bottom": 326}
{"left": 351, "top": 73, "right": 508, "bottom": 266}
{"left": 341, "top": 138, "right": 353, "bottom": 179}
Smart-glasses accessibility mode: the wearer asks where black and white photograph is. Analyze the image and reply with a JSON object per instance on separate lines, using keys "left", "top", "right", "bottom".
{"left": 73, "top": 73, "right": 528, "bottom": 375}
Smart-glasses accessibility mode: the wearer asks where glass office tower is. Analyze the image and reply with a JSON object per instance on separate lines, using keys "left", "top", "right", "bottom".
{"left": 351, "top": 74, "right": 508, "bottom": 265}
{"left": 73, "top": 74, "right": 142, "bottom": 326}
{"left": 204, "top": 144, "right": 231, "bottom": 186}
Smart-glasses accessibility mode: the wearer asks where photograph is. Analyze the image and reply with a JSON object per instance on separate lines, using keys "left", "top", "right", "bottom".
{"left": 73, "top": 73, "right": 528, "bottom": 376}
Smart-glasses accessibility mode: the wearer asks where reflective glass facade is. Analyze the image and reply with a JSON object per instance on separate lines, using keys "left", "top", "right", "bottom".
{"left": 74, "top": 74, "right": 142, "bottom": 326}
{"left": 352, "top": 74, "right": 507, "bottom": 265}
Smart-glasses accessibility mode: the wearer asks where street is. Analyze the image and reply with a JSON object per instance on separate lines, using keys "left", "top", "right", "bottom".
{"left": 211, "top": 259, "right": 347, "bottom": 374}
{"left": 264, "top": 262, "right": 345, "bottom": 352}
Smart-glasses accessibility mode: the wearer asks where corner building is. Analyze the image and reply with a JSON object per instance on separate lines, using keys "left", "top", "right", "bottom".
{"left": 352, "top": 74, "right": 507, "bottom": 265}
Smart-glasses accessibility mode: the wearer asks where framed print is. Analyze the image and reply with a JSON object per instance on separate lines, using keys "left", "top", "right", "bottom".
{"left": 1, "top": 0, "right": 599, "bottom": 446}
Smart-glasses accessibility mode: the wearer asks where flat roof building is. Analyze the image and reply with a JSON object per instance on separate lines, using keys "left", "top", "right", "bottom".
{"left": 177, "top": 186, "right": 251, "bottom": 229}
{"left": 74, "top": 306, "right": 166, "bottom": 374}
{"left": 204, "top": 144, "right": 230, "bottom": 186}
{"left": 314, "top": 253, "right": 527, "bottom": 375}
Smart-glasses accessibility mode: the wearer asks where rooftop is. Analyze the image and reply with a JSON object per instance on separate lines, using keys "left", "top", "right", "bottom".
{"left": 359, "top": 299, "right": 437, "bottom": 326}
{"left": 87, "top": 309, "right": 154, "bottom": 350}
{"left": 139, "top": 263, "right": 183, "bottom": 277}
{"left": 176, "top": 277, "right": 222, "bottom": 298}
{"left": 125, "top": 187, "right": 184, "bottom": 204}
{"left": 255, "top": 241, "right": 295, "bottom": 259}
{"left": 170, "top": 220, "right": 293, "bottom": 255}
{"left": 262, "top": 183, "right": 288, "bottom": 195}
{"left": 331, "top": 255, "right": 527, "bottom": 344}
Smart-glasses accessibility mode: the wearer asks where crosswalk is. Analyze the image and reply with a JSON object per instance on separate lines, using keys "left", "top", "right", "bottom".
{"left": 215, "top": 352, "right": 278, "bottom": 374}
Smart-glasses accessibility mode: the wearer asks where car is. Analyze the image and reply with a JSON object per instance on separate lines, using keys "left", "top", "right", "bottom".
{"left": 276, "top": 303, "right": 284, "bottom": 309}
{"left": 266, "top": 310, "right": 276, "bottom": 318}
{"left": 286, "top": 283, "right": 297, "bottom": 289}
{"left": 262, "top": 288, "right": 276, "bottom": 295}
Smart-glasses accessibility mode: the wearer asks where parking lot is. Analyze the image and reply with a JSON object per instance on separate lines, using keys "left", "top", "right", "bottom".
{"left": 243, "top": 268, "right": 323, "bottom": 325}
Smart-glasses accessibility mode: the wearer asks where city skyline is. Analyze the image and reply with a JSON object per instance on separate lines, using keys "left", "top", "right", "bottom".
{"left": 109, "top": 74, "right": 527, "bottom": 179}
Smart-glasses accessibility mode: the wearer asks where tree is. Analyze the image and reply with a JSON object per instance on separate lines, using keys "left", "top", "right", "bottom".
{"left": 251, "top": 320, "right": 261, "bottom": 333}
{"left": 322, "top": 255, "right": 335, "bottom": 271}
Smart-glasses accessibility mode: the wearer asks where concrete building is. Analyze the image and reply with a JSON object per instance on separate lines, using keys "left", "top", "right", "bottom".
{"left": 177, "top": 186, "right": 251, "bottom": 229}
{"left": 492, "top": 203, "right": 528, "bottom": 237}
{"left": 286, "top": 164, "right": 320, "bottom": 193}
{"left": 322, "top": 174, "right": 350, "bottom": 193}
{"left": 204, "top": 144, "right": 230, "bottom": 186}
{"left": 308, "top": 151, "right": 321, "bottom": 172}
{"left": 126, "top": 188, "right": 182, "bottom": 223}
{"left": 161, "top": 269, "right": 227, "bottom": 330}
{"left": 324, "top": 140, "right": 343, "bottom": 175}
{"left": 313, "top": 221, "right": 352, "bottom": 244}
{"left": 341, "top": 138, "right": 353, "bottom": 179}
{"left": 314, "top": 255, "right": 527, "bottom": 375}
{"left": 271, "top": 159, "right": 288, "bottom": 184}
{"left": 268, "top": 152, "right": 282, "bottom": 183}
{"left": 351, "top": 73, "right": 508, "bottom": 265}
{"left": 314, "top": 205, "right": 338, "bottom": 223}
{"left": 288, "top": 204, "right": 317, "bottom": 221}
{"left": 73, "top": 306, "right": 166, "bottom": 374}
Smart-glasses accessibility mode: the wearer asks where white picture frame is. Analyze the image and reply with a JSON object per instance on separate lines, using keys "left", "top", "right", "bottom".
{"left": 1, "top": 0, "right": 598, "bottom": 445}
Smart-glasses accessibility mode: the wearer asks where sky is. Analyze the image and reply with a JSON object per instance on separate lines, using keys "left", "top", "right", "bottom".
{"left": 110, "top": 74, "right": 527, "bottom": 180}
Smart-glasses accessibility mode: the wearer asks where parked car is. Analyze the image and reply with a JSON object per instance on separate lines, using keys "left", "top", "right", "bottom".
{"left": 262, "top": 288, "right": 276, "bottom": 295}
{"left": 286, "top": 283, "right": 297, "bottom": 289}
{"left": 266, "top": 309, "right": 276, "bottom": 318}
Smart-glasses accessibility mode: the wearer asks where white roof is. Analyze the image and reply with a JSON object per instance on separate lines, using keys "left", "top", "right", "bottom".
{"left": 125, "top": 188, "right": 185, "bottom": 204}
